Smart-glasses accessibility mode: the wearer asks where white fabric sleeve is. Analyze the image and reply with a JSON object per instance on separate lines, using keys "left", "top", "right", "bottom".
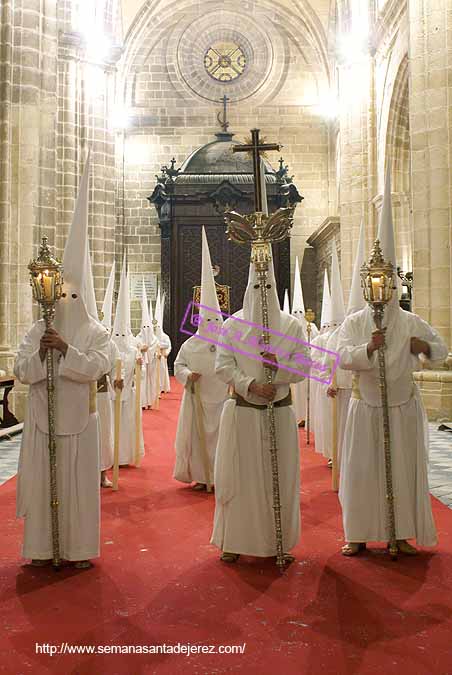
{"left": 412, "top": 315, "right": 449, "bottom": 364}
{"left": 215, "top": 338, "right": 254, "bottom": 398}
{"left": 337, "top": 322, "right": 376, "bottom": 372}
{"left": 59, "top": 332, "right": 111, "bottom": 383}
{"left": 13, "top": 323, "right": 47, "bottom": 385}
{"left": 174, "top": 345, "right": 192, "bottom": 387}
{"left": 273, "top": 324, "right": 308, "bottom": 385}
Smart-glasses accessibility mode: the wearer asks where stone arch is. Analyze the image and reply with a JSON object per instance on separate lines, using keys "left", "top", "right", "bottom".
{"left": 119, "top": 0, "right": 331, "bottom": 107}
{"left": 385, "top": 54, "right": 412, "bottom": 271}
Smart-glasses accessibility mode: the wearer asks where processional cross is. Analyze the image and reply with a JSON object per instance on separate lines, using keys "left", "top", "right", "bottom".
{"left": 224, "top": 129, "right": 296, "bottom": 572}
{"left": 232, "top": 129, "right": 280, "bottom": 212}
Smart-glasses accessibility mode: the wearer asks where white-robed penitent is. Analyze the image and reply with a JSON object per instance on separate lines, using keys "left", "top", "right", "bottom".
{"left": 322, "top": 239, "right": 351, "bottom": 467}
{"left": 325, "top": 223, "right": 367, "bottom": 468}
{"left": 211, "top": 256, "right": 307, "bottom": 557}
{"left": 155, "top": 289, "right": 171, "bottom": 392}
{"left": 291, "top": 255, "right": 318, "bottom": 423}
{"left": 136, "top": 279, "right": 159, "bottom": 408}
{"left": 173, "top": 227, "right": 228, "bottom": 485}
{"left": 337, "top": 173, "right": 448, "bottom": 546}
{"left": 14, "top": 152, "right": 110, "bottom": 561}
{"left": 111, "top": 255, "right": 144, "bottom": 465}
{"left": 94, "top": 261, "right": 119, "bottom": 472}
{"left": 311, "top": 269, "right": 333, "bottom": 459}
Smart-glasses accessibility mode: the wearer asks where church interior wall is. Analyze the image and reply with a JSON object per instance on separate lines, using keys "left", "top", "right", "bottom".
{"left": 0, "top": 0, "right": 451, "bottom": 420}
{"left": 117, "top": 0, "right": 332, "bottom": 331}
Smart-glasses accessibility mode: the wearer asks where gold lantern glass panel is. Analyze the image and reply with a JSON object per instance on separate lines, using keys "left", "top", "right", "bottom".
{"left": 360, "top": 239, "right": 394, "bottom": 306}
{"left": 28, "top": 236, "right": 64, "bottom": 305}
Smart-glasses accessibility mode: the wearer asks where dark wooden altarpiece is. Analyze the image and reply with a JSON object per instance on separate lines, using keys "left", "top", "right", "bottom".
{"left": 148, "top": 131, "right": 303, "bottom": 370}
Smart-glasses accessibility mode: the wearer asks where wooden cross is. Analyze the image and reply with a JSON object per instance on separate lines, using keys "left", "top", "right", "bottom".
{"left": 233, "top": 129, "right": 281, "bottom": 213}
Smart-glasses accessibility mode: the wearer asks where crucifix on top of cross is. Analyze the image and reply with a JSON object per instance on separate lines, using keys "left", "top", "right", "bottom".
{"left": 232, "top": 128, "right": 281, "bottom": 212}
{"left": 225, "top": 128, "right": 295, "bottom": 250}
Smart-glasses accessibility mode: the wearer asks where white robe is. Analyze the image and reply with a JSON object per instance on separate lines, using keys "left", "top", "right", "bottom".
{"left": 292, "top": 319, "right": 318, "bottom": 423}
{"left": 136, "top": 330, "right": 160, "bottom": 408}
{"left": 98, "top": 339, "right": 120, "bottom": 471}
{"left": 157, "top": 330, "right": 171, "bottom": 393}
{"left": 14, "top": 319, "right": 110, "bottom": 561}
{"left": 173, "top": 338, "right": 228, "bottom": 485}
{"left": 325, "top": 326, "right": 352, "bottom": 468}
{"left": 111, "top": 344, "right": 144, "bottom": 466}
{"left": 211, "top": 313, "right": 306, "bottom": 557}
{"left": 310, "top": 331, "right": 332, "bottom": 459}
{"left": 337, "top": 308, "right": 448, "bottom": 545}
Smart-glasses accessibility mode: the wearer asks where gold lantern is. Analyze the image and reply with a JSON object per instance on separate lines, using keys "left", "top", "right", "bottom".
{"left": 360, "top": 239, "right": 394, "bottom": 306}
{"left": 29, "top": 236, "right": 64, "bottom": 308}
{"left": 28, "top": 236, "right": 64, "bottom": 568}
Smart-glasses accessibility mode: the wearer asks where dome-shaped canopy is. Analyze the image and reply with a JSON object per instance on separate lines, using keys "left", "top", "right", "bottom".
{"left": 178, "top": 132, "right": 275, "bottom": 182}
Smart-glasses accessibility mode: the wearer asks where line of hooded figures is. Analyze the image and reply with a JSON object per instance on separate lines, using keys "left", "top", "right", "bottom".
{"left": 15, "top": 154, "right": 448, "bottom": 570}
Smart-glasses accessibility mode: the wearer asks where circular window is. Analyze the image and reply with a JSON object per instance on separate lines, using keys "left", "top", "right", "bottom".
{"left": 204, "top": 41, "right": 246, "bottom": 82}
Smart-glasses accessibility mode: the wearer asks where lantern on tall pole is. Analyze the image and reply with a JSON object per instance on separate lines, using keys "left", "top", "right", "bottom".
{"left": 360, "top": 238, "right": 398, "bottom": 559}
{"left": 28, "top": 236, "right": 64, "bottom": 568}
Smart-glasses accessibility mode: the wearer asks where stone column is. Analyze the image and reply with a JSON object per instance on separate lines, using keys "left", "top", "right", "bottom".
{"left": 338, "top": 52, "right": 377, "bottom": 304}
{"left": 0, "top": 0, "right": 14, "bottom": 371}
{"left": 408, "top": 0, "right": 452, "bottom": 420}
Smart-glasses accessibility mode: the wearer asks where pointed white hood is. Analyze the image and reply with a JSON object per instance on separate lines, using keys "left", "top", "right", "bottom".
{"left": 140, "top": 277, "right": 154, "bottom": 343}
{"left": 320, "top": 269, "right": 332, "bottom": 330}
{"left": 377, "top": 168, "right": 401, "bottom": 310}
{"left": 355, "top": 169, "right": 410, "bottom": 385}
{"left": 347, "top": 221, "right": 366, "bottom": 316}
{"left": 161, "top": 291, "right": 166, "bottom": 329}
{"left": 112, "top": 252, "right": 132, "bottom": 351}
{"left": 242, "top": 252, "right": 281, "bottom": 333}
{"left": 292, "top": 256, "right": 305, "bottom": 320}
{"left": 125, "top": 266, "right": 132, "bottom": 335}
{"left": 84, "top": 244, "right": 98, "bottom": 321}
{"left": 55, "top": 150, "right": 92, "bottom": 342}
{"left": 378, "top": 168, "right": 397, "bottom": 271}
{"left": 200, "top": 227, "right": 221, "bottom": 314}
{"left": 191, "top": 227, "right": 224, "bottom": 352}
{"left": 101, "top": 261, "right": 115, "bottom": 331}
{"left": 197, "top": 227, "right": 223, "bottom": 334}
{"left": 149, "top": 292, "right": 155, "bottom": 326}
{"left": 155, "top": 286, "right": 162, "bottom": 326}
{"left": 154, "top": 285, "right": 164, "bottom": 341}
{"left": 329, "top": 239, "right": 346, "bottom": 327}
{"left": 283, "top": 289, "right": 290, "bottom": 314}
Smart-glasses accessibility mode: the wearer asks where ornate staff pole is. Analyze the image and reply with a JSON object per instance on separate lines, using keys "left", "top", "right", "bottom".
{"left": 28, "top": 237, "right": 64, "bottom": 568}
{"left": 360, "top": 239, "right": 398, "bottom": 559}
{"left": 225, "top": 129, "right": 295, "bottom": 571}
{"left": 305, "top": 309, "right": 315, "bottom": 445}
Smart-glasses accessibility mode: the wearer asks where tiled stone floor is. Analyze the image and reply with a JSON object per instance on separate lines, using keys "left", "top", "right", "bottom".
{"left": 428, "top": 423, "right": 452, "bottom": 508}
{"left": 0, "top": 424, "right": 452, "bottom": 506}
{"left": 0, "top": 432, "right": 21, "bottom": 486}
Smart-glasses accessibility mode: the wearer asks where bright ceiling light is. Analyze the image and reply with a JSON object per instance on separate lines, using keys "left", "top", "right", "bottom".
{"left": 85, "top": 31, "right": 112, "bottom": 61}
{"left": 338, "top": 7, "right": 370, "bottom": 65}
{"left": 111, "top": 106, "right": 131, "bottom": 131}
{"left": 337, "top": 30, "right": 369, "bottom": 65}
{"left": 317, "top": 92, "right": 340, "bottom": 120}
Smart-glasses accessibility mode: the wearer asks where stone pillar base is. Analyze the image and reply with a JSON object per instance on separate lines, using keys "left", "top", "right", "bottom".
{"left": 414, "top": 370, "right": 452, "bottom": 422}
{"left": 0, "top": 349, "right": 27, "bottom": 422}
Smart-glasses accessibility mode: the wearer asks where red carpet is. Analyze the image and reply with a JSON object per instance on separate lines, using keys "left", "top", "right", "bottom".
{"left": 1, "top": 379, "right": 452, "bottom": 675}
